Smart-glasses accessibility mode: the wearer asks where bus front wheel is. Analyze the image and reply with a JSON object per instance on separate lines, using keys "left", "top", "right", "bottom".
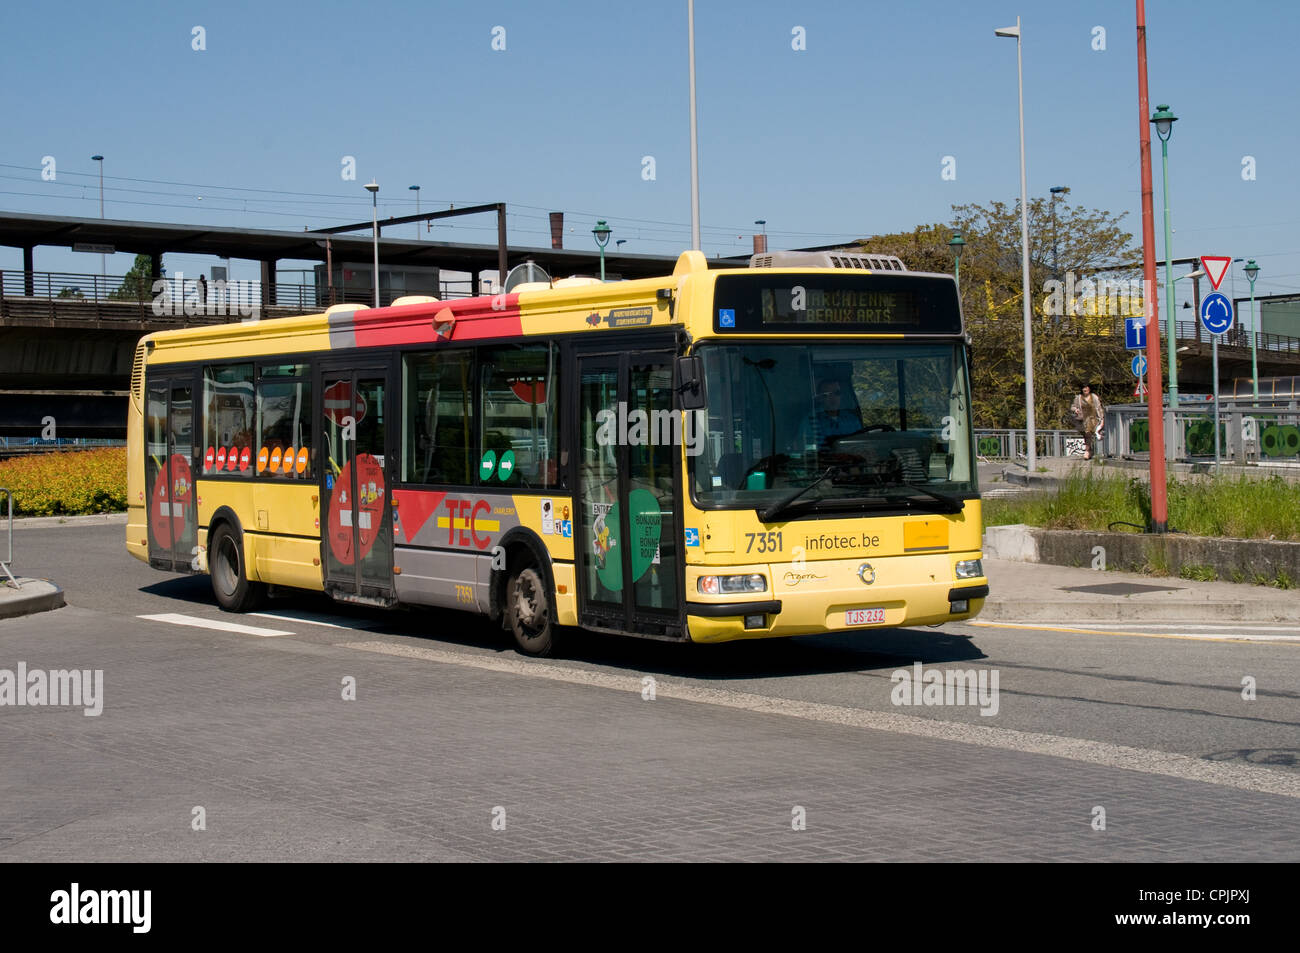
{"left": 507, "top": 563, "right": 557, "bottom": 657}
{"left": 210, "top": 523, "right": 267, "bottom": 612}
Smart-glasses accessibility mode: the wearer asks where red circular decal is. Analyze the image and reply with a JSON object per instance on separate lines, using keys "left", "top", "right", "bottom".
{"left": 150, "top": 453, "right": 192, "bottom": 549}
{"left": 205, "top": 446, "right": 216, "bottom": 470}
{"left": 326, "top": 455, "right": 385, "bottom": 566}
{"left": 226, "top": 446, "right": 239, "bottom": 471}
{"left": 322, "top": 380, "right": 367, "bottom": 426}
{"left": 239, "top": 447, "right": 251, "bottom": 471}
{"left": 508, "top": 377, "right": 547, "bottom": 404}
{"left": 216, "top": 447, "right": 227, "bottom": 469}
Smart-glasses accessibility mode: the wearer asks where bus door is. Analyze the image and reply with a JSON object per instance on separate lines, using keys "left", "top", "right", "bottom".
{"left": 145, "top": 374, "right": 197, "bottom": 572}
{"left": 318, "top": 363, "right": 395, "bottom": 604}
{"left": 575, "top": 351, "right": 683, "bottom": 637}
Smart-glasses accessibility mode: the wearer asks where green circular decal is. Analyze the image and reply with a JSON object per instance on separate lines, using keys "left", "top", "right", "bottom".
{"left": 497, "top": 449, "right": 516, "bottom": 481}
{"left": 479, "top": 450, "right": 497, "bottom": 480}
{"left": 593, "top": 489, "right": 661, "bottom": 592}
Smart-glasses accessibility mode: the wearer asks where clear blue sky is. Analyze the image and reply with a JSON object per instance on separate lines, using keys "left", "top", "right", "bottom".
{"left": 1, "top": 0, "right": 1295, "bottom": 305}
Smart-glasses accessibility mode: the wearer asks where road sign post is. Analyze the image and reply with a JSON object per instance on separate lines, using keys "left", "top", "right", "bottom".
{"left": 1125, "top": 317, "right": 1147, "bottom": 350}
{"left": 1199, "top": 292, "right": 1234, "bottom": 470}
{"left": 1200, "top": 256, "right": 1231, "bottom": 291}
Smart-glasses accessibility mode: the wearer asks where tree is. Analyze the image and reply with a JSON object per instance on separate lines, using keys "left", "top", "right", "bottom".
{"left": 856, "top": 196, "right": 1141, "bottom": 430}
{"left": 109, "top": 254, "right": 163, "bottom": 301}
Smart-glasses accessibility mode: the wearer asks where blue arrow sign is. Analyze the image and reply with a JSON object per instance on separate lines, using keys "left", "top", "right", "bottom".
{"left": 1131, "top": 353, "right": 1147, "bottom": 377}
{"left": 1199, "top": 292, "right": 1234, "bottom": 336}
{"left": 1124, "top": 317, "right": 1147, "bottom": 350}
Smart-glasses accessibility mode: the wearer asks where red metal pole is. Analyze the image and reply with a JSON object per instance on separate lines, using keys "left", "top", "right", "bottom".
{"left": 1136, "top": 0, "right": 1169, "bottom": 532}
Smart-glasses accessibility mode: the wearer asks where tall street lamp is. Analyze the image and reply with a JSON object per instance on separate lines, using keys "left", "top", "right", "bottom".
{"left": 364, "top": 181, "right": 380, "bottom": 307}
{"left": 592, "top": 220, "right": 612, "bottom": 281}
{"left": 1244, "top": 259, "right": 1261, "bottom": 399}
{"left": 91, "top": 154, "right": 105, "bottom": 279}
{"left": 687, "top": 0, "right": 701, "bottom": 249}
{"left": 995, "top": 16, "right": 1036, "bottom": 472}
{"left": 1151, "top": 103, "right": 1179, "bottom": 409}
{"left": 948, "top": 231, "right": 966, "bottom": 284}
{"left": 409, "top": 185, "right": 420, "bottom": 239}
{"left": 1049, "top": 186, "right": 1067, "bottom": 286}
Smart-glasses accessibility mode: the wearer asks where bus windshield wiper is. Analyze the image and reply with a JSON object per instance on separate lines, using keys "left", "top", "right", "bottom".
{"left": 757, "top": 466, "right": 843, "bottom": 522}
{"left": 878, "top": 483, "right": 963, "bottom": 512}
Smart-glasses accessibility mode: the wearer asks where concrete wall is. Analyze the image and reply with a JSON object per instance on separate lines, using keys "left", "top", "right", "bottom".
{"left": 986, "top": 524, "right": 1300, "bottom": 585}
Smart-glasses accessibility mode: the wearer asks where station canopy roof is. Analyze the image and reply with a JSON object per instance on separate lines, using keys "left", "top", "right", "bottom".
{"left": 0, "top": 210, "right": 690, "bottom": 278}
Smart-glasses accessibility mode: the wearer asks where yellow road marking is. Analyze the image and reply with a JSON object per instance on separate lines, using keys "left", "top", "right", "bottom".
{"left": 968, "top": 620, "right": 1300, "bottom": 645}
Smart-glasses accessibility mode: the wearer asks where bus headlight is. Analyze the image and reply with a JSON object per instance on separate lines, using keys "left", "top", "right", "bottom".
{"left": 955, "top": 559, "right": 983, "bottom": 579}
{"left": 697, "top": 574, "right": 767, "bottom": 595}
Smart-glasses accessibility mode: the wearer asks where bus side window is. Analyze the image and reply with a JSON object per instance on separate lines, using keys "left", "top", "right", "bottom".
{"left": 477, "top": 343, "right": 559, "bottom": 489}
{"left": 256, "top": 376, "right": 312, "bottom": 477}
{"left": 404, "top": 349, "right": 472, "bottom": 486}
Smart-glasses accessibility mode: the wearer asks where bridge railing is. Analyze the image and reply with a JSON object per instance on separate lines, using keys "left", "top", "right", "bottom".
{"left": 1170, "top": 318, "right": 1300, "bottom": 354}
{"left": 0, "top": 270, "right": 486, "bottom": 322}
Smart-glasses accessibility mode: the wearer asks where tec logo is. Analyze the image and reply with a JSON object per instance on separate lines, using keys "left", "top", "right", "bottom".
{"left": 857, "top": 563, "right": 876, "bottom": 586}
{"left": 438, "top": 498, "right": 499, "bottom": 550}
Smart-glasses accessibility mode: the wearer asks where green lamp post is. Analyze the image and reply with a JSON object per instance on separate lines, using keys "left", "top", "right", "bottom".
{"left": 592, "top": 220, "right": 612, "bottom": 282}
{"left": 1151, "top": 103, "right": 1179, "bottom": 410}
{"left": 948, "top": 231, "right": 966, "bottom": 284}
{"left": 1244, "top": 259, "right": 1261, "bottom": 399}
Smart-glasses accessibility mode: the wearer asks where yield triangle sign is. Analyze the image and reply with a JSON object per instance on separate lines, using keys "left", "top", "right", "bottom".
{"left": 1201, "top": 256, "right": 1231, "bottom": 291}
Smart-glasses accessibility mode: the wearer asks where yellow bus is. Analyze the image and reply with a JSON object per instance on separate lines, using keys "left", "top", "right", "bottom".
{"left": 127, "top": 249, "right": 987, "bottom": 655}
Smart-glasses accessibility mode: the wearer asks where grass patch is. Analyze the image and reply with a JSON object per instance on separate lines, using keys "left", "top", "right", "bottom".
{"left": 984, "top": 471, "right": 1300, "bottom": 541}
{"left": 1179, "top": 564, "right": 1218, "bottom": 582}
{"left": 0, "top": 448, "right": 126, "bottom": 516}
{"left": 1142, "top": 543, "right": 1171, "bottom": 577}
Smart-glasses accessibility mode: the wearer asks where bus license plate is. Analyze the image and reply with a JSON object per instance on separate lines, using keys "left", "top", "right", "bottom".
{"left": 846, "top": 607, "right": 886, "bottom": 626}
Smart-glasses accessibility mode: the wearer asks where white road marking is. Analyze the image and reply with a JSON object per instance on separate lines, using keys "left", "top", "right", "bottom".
{"left": 344, "top": 640, "right": 1300, "bottom": 800}
{"left": 137, "top": 612, "right": 294, "bottom": 637}
{"left": 250, "top": 611, "right": 374, "bottom": 631}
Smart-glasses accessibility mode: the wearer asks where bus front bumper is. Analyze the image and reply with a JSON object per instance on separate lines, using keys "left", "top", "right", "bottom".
{"left": 684, "top": 553, "right": 987, "bottom": 643}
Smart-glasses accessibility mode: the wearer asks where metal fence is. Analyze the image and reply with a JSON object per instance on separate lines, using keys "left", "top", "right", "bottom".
{"left": 975, "top": 429, "right": 1090, "bottom": 460}
{"left": 0, "top": 437, "right": 125, "bottom": 453}
{"left": 0, "top": 269, "right": 483, "bottom": 324}
{"left": 1174, "top": 318, "right": 1300, "bottom": 355}
{"left": 1103, "top": 401, "right": 1300, "bottom": 463}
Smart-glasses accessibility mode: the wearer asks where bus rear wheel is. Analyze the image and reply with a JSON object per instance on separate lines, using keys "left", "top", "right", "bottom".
{"left": 507, "top": 563, "right": 557, "bottom": 657}
{"left": 210, "top": 523, "right": 267, "bottom": 612}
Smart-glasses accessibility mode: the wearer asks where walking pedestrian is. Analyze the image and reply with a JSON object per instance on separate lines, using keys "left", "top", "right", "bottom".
{"left": 1070, "top": 383, "right": 1104, "bottom": 460}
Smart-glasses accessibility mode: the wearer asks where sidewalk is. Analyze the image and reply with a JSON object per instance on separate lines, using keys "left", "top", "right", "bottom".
{"left": 0, "top": 514, "right": 117, "bottom": 617}
{"left": 0, "top": 577, "right": 65, "bottom": 619}
{"left": 981, "top": 557, "right": 1300, "bottom": 623}
{"left": 1002, "top": 455, "right": 1300, "bottom": 490}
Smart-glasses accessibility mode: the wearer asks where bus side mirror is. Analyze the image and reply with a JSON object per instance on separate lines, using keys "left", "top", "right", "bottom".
{"left": 675, "top": 355, "right": 707, "bottom": 410}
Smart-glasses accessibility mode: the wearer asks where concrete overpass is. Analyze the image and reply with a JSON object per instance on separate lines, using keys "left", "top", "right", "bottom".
{"left": 0, "top": 210, "right": 682, "bottom": 438}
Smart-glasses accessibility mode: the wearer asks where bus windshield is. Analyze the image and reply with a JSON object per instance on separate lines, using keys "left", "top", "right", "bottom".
{"left": 691, "top": 341, "right": 977, "bottom": 512}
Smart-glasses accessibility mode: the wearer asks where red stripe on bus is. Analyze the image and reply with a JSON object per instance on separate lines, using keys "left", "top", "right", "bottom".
{"left": 349, "top": 295, "right": 524, "bottom": 348}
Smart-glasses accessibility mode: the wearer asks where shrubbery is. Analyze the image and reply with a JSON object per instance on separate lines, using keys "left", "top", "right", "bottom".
{"left": 0, "top": 448, "right": 127, "bottom": 516}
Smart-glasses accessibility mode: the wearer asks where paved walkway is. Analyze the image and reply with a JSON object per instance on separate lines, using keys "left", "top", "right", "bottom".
{"left": 982, "top": 557, "right": 1300, "bottom": 623}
